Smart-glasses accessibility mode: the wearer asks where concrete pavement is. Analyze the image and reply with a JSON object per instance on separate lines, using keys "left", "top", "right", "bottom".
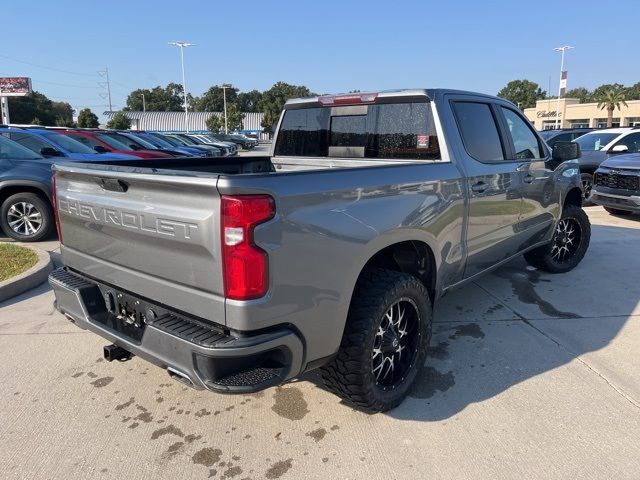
{"left": 0, "top": 206, "right": 639, "bottom": 479}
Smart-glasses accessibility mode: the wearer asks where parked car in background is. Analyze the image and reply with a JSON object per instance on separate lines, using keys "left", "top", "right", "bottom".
{"left": 166, "top": 133, "right": 233, "bottom": 156}
{"left": 539, "top": 128, "right": 593, "bottom": 148}
{"left": 130, "top": 132, "right": 206, "bottom": 157}
{"left": 98, "top": 131, "right": 179, "bottom": 158}
{"left": 58, "top": 130, "right": 174, "bottom": 159}
{"left": 148, "top": 132, "right": 222, "bottom": 157}
{"left": 213, "top": 133, "right": 257, "bottom": 149}
{"left": 183, "top": 133, "right": 238, "bottom": 156}
{"left": 573, "top": 127, "right": 640, "bottom": 202}
{"left": 0, "top": 128, "right": 137, "bottom": 162}
{"left": 591, "top": 153, "right": 640, "bottom": 216}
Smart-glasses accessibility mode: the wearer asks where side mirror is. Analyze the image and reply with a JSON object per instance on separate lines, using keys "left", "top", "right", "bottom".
{"left": 609, "top": 144, "right": 629, "bottom": 154}
{"left": 40, "top": 147, "right": 64, "bottom": 157}
{"left": 94, "top": 145, "right": 109, "bottom": 153}
{"left": 552, "top": 141, "right": 581, "bottom": 162}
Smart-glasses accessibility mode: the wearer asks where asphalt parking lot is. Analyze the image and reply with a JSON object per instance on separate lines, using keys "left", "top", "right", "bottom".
{"left": 1, "top": 206, "right": 639, "bottom": 480}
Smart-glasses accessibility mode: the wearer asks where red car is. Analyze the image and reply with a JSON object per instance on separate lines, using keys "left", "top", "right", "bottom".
{"left": 58, "top": 130, "right": 174, "bottom": 159}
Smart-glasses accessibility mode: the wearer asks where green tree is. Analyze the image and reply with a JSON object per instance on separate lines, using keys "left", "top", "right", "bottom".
{"left": 497, "top": 80, "right": 546, "bottom": 109}
{"left": 591, "top": 83, "right": 625, "bottom": 102}
{"left": 595, "top": 86, "right": 628, "bottom": 128}
{"left": 106, "top": 112, "right": 132, "bottom": 130}
{"left": 77, "top": 108, "right": 100, "bottom": 128}
{"left": 8, "top": 91, "right": 56, "bottom": 125}
{"left": 258, "top": 82, "right": 313, "bottom": 131}
{"left": 124, "top": 83, "right": 185, "bottom": 111}
{"left": 564, "top": 87, "right": 592, "bottom": 103}
{"left": 625, "top": 82, "right": 640, "bottom": 101}
{"left": 192, "top": 85, "right": 238, "bottom": 112}
{"left": 237, "top": 90, "right": 262, "bottom": 112}
{"left": 205, "top": 113, "right": 223, "bottom": 133}
{"left": 52, "top": 101, "right": 75, "bottom": 127}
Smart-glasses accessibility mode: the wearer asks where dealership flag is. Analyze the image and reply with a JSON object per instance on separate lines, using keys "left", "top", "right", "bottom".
{"left": 559, "top": 71, "right": 568, "bottom": 96}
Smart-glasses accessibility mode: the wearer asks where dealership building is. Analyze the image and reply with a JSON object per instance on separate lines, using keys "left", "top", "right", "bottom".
{"left": 524, "top": 98, "right": 640, "bottom": 130}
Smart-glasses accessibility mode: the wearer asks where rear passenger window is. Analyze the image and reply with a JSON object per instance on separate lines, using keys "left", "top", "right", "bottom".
{"left": 452, "top": 102, "right": 504, "bottom": 161}
{"left": 501, "top": 107, "right": 543, "bottom": 159}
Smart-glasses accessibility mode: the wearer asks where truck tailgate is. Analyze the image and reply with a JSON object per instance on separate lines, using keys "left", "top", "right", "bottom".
{"left": 54, "top": 164, "right": 225, "bottom": 324}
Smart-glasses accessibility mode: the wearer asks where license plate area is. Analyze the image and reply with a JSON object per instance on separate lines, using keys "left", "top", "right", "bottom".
{"left": 94, "top": 287, "right": 149, "bottom": 343}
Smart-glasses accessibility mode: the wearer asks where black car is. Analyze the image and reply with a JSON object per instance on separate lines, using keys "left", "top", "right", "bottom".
{"left": 539, "top": 128, "right": 593, "bottom": 148}
{"left": 214, "top": 133, "right": 257, "bottom": 149}
{"left": 591, "top": 153, "right": 640, "bottom": 216}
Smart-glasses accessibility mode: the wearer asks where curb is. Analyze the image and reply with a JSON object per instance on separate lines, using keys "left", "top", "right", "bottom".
{"left": 0, "top": 244, "right": 53, "bottom": 303}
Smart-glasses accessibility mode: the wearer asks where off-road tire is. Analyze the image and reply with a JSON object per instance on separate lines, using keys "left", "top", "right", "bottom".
{"left": 0, "top": 192, "right": 53, "bottom": 242}
{"left": 524, "top": 204, "right": 590, "bottom": 273}
{"left": 604, "top": 207, "right": 633, "bottom": 216}
{"left": 581, "top": 173, "right": 594, "bottom": 205}
{"left": 320, "top": 268, "right": 432, "bottom": 413}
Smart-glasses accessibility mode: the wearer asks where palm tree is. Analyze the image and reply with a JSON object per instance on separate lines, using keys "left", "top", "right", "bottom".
{"left": 596, "top": 87, "right": 628, "bottom": 127}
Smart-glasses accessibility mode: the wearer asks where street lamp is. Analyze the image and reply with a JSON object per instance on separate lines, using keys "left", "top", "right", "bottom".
{"left": 219, "top": 84, "right": 232, "bottom": 134}
{"left": 169, "top": 41, "right": 195, "bottom": 132}
{"left": 554, "top": 45, "right": 574, "bottom": 129}
{"left": 140, "top": 92, "right": 146, "bottom": 112}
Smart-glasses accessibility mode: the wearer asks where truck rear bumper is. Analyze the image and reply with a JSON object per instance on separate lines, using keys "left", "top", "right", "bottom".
{"left": 49, "top": 268, "right": 304, "bottom": 393}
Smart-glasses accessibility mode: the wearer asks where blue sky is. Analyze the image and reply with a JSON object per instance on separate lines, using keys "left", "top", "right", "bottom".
{"left": 2, "top": 0, "right": 639, "bottom": 116}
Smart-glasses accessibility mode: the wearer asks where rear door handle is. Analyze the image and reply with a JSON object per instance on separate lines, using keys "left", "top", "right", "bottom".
{"left": 523, "top": 174, "right": 534, "bottom": 184}
{"left": 471, "top": 181, "right": 488, "bottom": 193}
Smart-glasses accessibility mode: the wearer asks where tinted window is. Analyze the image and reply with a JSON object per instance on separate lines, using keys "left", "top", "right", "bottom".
{"left": 614, "top": 133, "right": 640, "bottom": 153}
{"left": 65, "top": 133, "right": 103, "bottom": 149}
{"left": 0, "top": 135, "right": 44, "bottom": 159}
{"left": 5, "top": 132, "right": 51, "bottom": 154}
{"left": 501, "top": 107, "right": 543, "bottom": 159}
{"left": 546, "top": 132, "right": 572, "bottom": 146}
{"left": 574, "top": 133, "right": 619, "bottom": 151}
{"left": 96, "top": 133, "right": 134, "bottom": 150}
{"left": 274, "top": 102, "right": 440, "bottom": 160}
{"left": 41, "top": 132, "right": 95, "bottom": 153}
{"left": 452, "top": 102, "right": 504, "bottom": 161}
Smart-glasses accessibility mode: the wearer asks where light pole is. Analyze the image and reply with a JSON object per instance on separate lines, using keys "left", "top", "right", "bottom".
{"left": 554, "top": 45, "right": 573, "bottom": 129}
{"left": 220, "top": 84, "right": 232, "bottom": 134}
{"left": 141, "top": 93, "right": 146, "bottom": 112}
{"left": 169, "top": 41, "right": 195, "bottom": 132}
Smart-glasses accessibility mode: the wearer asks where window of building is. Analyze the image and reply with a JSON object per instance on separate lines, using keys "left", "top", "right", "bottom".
{"left": 595, "top": 118, "right": 620, "bottom": 128}
{"left": 569, "top": 120, "right": 589, "bottom": 128}
{"left": 452, "top": 102, "right": 504, "bottom": 161}
{"left": 625, "top": 117, "right": 640, "bottom": 127}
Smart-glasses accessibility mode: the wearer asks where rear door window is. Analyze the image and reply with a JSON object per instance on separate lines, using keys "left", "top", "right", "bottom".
{"left": 452, "top": 102, "right": 504, "bottom": 161}
{"left": 5, "top": 132, "right": 51, "bottom": 154}
{"left": 275, "top": 102, "right": 440, "bottom": 160}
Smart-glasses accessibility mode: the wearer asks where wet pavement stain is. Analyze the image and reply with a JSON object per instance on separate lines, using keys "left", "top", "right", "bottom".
{"left": 185, "top": 434, "right": 202, "bottom": 443}
{"left": 151, "top": 424, "right": 184, "bottom": 440}
{"left": 165, "top": 441, "right": 184, "bottom": 458}
{"left": 449, "top": 323, "right": 485, "bottom": 339}
{"left": 128, "top": 422, "right": 139, "bottom": 429}
{"left": 428, "top": 341, "right": 450, "bottom": 359}
{"left": 71, "top": 372, "right": 84, "bottom": 378}
{"left": 90, "top": 377, "right": 114, "bottom": 388}
{"left": 195, "top": 408, "right": 212, "bottom": 418}
{"left": 497, "top": 268, "right": 580, "bottom": 319}
{"left": 115, "top": 397, "right": 135, "bottom": 411}
{"left": 330, "top": 425, "right": 339, "bottom": 431}
{"left": 265, "top": 459, "right": 293, "bottom": 479}
{"left": 409, "top": 367, "right": 455, "bottom": 399}
{"left": 192, "top": 448, "right": 222, "bottom": 467}
{"left": 222, "top": 465, "right": 243, "bottom": 478}
{"left": 306, "top": 428, "right": 327, "bottom": 442}
{"left": 484, "top": 304, "right": 505, "bottom": 315}
{"left": 271, "top": 387, "right": 309, "bottom": 421}
{"left": 87, "top": 372, "right": 98, "bottom": 379}
{"left": 135, "top": 412, "right": 153, "bottom": 423}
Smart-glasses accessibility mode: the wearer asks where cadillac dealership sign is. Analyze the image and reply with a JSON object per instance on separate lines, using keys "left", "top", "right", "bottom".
{"left": 537, "top": 110, "right": 562, "bottom": 118}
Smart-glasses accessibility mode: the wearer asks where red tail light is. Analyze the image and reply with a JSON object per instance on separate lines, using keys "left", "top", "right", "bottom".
{"left": 52, "top": 174, "right": 63, "bottom": 243}
{"left": 221, "top": 194, "right": 275, "bottom": 300}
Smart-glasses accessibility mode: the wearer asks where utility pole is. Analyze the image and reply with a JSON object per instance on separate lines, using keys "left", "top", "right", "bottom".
{"left": 0, "top": 96, "right": 9, "bottom": 124}
{"left": 169, "top": 41, "right": 195, "bottom": 132}
{"left": 141, "top": 93, "right": 146, "bottom": 112}
{"left": 98, "top": 68, "right": 113, "bottom": 112}
{"left": 553, "top": 46, "right": 573, "bottom": 129}
{"left": 221, "top": 84, "right": 231, "bottom": 133}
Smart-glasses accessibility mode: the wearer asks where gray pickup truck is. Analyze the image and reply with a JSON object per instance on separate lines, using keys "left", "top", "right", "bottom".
{"left": 49, "top": 89, "right": 590, "bottom": 412}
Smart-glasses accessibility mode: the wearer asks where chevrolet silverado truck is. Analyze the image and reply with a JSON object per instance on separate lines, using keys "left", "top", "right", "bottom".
{"left": 48, "top": 89, "right": 590, "bottom": 412}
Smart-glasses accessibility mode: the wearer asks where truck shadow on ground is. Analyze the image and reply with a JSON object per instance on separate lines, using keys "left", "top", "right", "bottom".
{"left": 304, "top": 223, "right": 638, "bottom": 421}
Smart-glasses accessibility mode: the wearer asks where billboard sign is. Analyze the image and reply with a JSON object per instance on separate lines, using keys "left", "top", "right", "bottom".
{"left": 0, "top": 77, "right": 32, "bottom": 97}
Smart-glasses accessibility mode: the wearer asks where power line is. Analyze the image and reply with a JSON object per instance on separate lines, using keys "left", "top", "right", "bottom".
{"left": 0, "top": 53, "right": 99, "bottom": 77}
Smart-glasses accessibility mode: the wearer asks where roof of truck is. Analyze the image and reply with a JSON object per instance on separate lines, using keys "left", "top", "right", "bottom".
{"left": 285, "top": 88, "right": 502, "bottom": 108}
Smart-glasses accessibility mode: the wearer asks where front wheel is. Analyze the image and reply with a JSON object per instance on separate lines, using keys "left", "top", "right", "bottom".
{"left": 581, "top": 173, "right": 594, "bottom": 205}
{"left": 0, "top": 192, "right": 53, "bottom": 242}
{"left": 604, "top": 207, "right": 633, "bottom": 216}
{"left": 524, "top": 204, "right": 591, "bottom": 273}
{"left": 320, "top": 268, "right": 432, "bottom": 412}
